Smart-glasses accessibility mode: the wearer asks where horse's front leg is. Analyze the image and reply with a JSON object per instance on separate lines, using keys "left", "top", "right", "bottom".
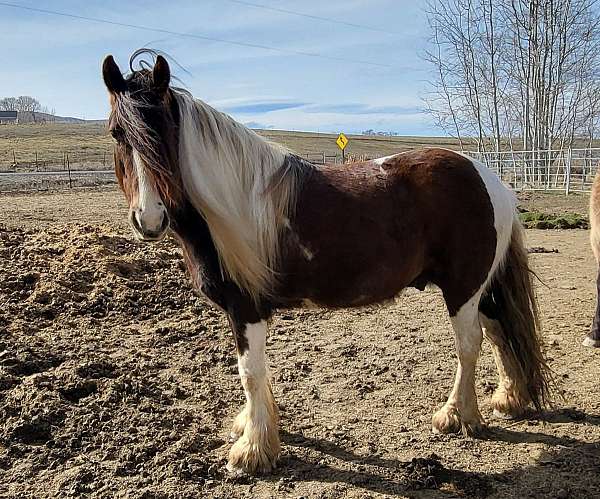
{"left": 226, "top": 314, "right": 280, "bottom": 475}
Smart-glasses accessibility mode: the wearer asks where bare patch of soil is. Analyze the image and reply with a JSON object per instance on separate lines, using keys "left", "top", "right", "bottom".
{"left": 0, "top": 190, "right": 599, "bottom": 498}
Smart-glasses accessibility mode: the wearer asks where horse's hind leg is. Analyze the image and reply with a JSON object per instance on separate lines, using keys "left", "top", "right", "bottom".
{"left": 432, "top": 291, "right": 486, "bottom": 435}
{"left": 479, "top": 313, "right": 530, "bottom": 417}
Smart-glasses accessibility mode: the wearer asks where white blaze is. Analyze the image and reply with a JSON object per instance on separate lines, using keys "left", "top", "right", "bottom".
{"left": 133, "top": 149, "right": 165, "bottom": 233}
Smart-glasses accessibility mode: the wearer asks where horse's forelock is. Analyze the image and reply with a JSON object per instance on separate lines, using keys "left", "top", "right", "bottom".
{"left": 111, "top": 82, "right": 182, "bottom": 207}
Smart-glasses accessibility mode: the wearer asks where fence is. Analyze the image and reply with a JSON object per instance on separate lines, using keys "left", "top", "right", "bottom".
{"left": 0, "top": 149, "right": 116, "bottom": 192}
{"left": 1, "top": 146, "right": 599, "bottom": 193}
{"left": 0, "top": 150, "right": 113, "bottom": 172}
{"left": 468, "top": 147, "right": 600, "bottom": 194}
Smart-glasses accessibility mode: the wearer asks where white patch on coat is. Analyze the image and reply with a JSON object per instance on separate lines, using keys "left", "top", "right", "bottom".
{"left": 373, "top": 153, "right": 402, "bottom": 165}
{"left": 299, "top": 244, "right": 314, "bottom": 261}
{"left": 373, "top": 154, "right": 398, "bottom": 173}
{"left": 133, "top": 149, "right": 165, "bottom": 232}
{"left": 433, "top": 289, "right": 486, "bottom": 433}
{"left": 238, "top": 321, "right": 268, "bottom": 378}
{"left": 456, "top": 151, "right": 516, "bottom": 288}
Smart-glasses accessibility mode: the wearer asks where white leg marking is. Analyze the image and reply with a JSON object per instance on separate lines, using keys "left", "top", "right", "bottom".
{"left": 433, "top": 291, "right": 486, "bottom": 435}
{"left": 227, "top": 321, "right": 280, "bottom": 474}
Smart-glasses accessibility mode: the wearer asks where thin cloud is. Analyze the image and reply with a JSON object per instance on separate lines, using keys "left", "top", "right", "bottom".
{"left": 303, "top": 103, "right": 425, "bottom": 115}
{"left": 219, "top": 100, "right": 309, "bottom": 114}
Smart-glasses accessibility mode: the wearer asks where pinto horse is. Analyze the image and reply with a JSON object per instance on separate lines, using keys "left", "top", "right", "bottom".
{"left": 102, "top": 52, "right": 552, "bottom": 475}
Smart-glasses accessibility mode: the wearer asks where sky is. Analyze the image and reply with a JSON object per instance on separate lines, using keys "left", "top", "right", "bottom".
{"left": 0, "top": 0, "right": 435, "bottom": 135}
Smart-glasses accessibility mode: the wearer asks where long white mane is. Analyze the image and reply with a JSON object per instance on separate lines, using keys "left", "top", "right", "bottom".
{"left": 174, "top": 91, "right": 305, "bottom": 300}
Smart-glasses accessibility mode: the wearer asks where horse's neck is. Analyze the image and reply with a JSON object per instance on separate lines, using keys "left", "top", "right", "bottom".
{"left": 171, "top": 200, "right": 222, "bottom": 287}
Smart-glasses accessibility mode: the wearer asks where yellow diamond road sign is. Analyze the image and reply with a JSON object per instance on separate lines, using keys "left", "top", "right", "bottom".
{"left": 336, "top": 132, "right": 349, "bottom": 151}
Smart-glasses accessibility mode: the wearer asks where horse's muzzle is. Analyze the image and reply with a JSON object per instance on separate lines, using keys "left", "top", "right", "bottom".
{"left": 130, "top": 209, "right": 170, "bottom": 242}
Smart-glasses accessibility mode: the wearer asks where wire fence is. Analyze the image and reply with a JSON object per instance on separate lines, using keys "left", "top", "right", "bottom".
{"left": 1, "top": 147, "right": 598, "bottom": 194}
{"left": 0, "top": 150, "right": 112, "bottom": 172}
{"left": 0, "top": 150, "right": 116, "bottom": 192}
{"left": 468, "top": 148, "right": 600, "bottom": 194}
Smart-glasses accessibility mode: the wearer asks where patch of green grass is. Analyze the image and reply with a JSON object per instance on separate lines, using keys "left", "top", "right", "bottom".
{"left": 519, "top": 209, "right": 589, "bottom": 229}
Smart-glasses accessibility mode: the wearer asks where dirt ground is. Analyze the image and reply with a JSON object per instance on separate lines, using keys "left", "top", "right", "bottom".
{"left": 1, "top": 188, "right": 599, "bottom": 499}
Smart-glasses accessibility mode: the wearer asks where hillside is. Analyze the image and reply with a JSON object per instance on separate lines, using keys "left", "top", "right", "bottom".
{"left": 16, "top": 111, "right": 92, "bottom": 124}
{"left": 0, "top": 122, "right": 463, "bottom": 169}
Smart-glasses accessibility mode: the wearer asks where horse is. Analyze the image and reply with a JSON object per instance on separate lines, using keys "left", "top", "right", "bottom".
{"left": 584, "top": 171, "right": 600, "bottom": 347}
{"left": 101, "top": 51, "right": 552, "bottom": 475}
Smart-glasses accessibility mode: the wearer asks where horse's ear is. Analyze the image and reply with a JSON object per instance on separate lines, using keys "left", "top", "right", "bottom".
{"left": 102, "top": 55, "right": 127, "bottom": 94}
{"left": 153, "top": 55, "right": 171, "bottom": 93}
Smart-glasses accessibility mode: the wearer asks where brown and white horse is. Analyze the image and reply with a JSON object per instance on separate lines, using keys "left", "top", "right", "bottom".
{"left": 585, "top": 171, "right": 600, "bottom": 347}
{"left": 102, "top": 52, "right": 552, "bottom": 475}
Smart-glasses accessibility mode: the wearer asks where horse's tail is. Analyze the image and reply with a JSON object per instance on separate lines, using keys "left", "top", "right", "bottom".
{"left": 590, "top": 170, "right": 600, "bottom": 263}
{"left": 479, "top": 219, "right": 552, "bottom": 413}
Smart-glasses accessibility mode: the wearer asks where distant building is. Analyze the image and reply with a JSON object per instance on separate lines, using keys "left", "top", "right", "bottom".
{"left": 0, "top": 111, "right": 17, "bottom": 124}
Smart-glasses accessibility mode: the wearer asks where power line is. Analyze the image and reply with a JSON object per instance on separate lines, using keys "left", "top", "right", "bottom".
{"left": 224, "top": 0, "right": 401, "bottom": 35}
{"left": 0, "top": 1, "right": 392, "bottom": 68}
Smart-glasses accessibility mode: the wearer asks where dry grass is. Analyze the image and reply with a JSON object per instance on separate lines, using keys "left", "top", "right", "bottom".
{"left": 0, "top": 123, "right": 111, "bottom": 166}
{"left": 0, "top": 123, "right": 466, "bottom": 169}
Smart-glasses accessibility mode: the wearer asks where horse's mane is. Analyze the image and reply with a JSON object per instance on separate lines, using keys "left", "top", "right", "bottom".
{"left": 110, "top": 48, "right": 314, "bottom": 299}
{"left": 174, "top": 91, "right": 313, "bottom": 300}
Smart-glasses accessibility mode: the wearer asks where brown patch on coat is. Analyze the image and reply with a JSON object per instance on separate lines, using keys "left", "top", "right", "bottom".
{"left": 275, "top": 148, "right": 497, "bottom": 316}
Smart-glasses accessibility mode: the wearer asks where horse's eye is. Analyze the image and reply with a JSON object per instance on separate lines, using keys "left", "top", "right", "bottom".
{"left": 110, "top": 127, "right": 126, "bottom": 142}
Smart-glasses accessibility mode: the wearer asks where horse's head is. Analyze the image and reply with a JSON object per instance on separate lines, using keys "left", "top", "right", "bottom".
{"left": 102, "top": 53, "right": 181, "bottom": 242}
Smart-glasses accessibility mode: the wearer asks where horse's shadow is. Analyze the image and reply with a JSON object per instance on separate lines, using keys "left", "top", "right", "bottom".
{"left": 262, "top": 409, "right": 600, "bottom": 498}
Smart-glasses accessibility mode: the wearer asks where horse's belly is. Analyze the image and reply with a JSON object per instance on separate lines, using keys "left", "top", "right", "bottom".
{"left": 279, "top": 253, "right": 422, "bottom": 309}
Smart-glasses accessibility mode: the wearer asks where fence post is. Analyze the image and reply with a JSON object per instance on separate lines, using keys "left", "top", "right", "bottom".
{"left": 565, "top": 147, "right": 572, "bottom": 196}
{"left": 67, "top": 154, "right": 72, "bottom": 189}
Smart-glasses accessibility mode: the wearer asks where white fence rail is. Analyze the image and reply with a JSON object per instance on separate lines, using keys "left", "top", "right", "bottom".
{"left": 468, "top": 148, "right": 600, "bottom": 194}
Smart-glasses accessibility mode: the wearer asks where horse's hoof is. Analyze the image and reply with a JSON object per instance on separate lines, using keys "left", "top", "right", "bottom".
{"left": 432, "top": 405, "right": 485, "bottom": 435}
{"left": 462, "top": 419, "right": 487, "bottom": 437}
{"left": 491, "top": 387, "right": 528, "bottom": 419}
{"left": 583, "top": 336, "right": 600, "bottom": 348}
{"left": 226, "top": 434, "right": 280, "bottom": 475}
{"left": 432, "top": 406, "right": 462, "bottom": 434}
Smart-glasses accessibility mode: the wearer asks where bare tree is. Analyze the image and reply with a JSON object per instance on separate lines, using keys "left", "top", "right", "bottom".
{"left": 0, "top": 97, "right": 18, "bottom": 111}
{"left": 424, "top": 0, "right": 600, "bottom": 156}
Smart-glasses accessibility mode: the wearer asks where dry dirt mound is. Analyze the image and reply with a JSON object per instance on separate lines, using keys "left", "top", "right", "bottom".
{"left": 0, "top": 224, "right": 236, "bottom": 497}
